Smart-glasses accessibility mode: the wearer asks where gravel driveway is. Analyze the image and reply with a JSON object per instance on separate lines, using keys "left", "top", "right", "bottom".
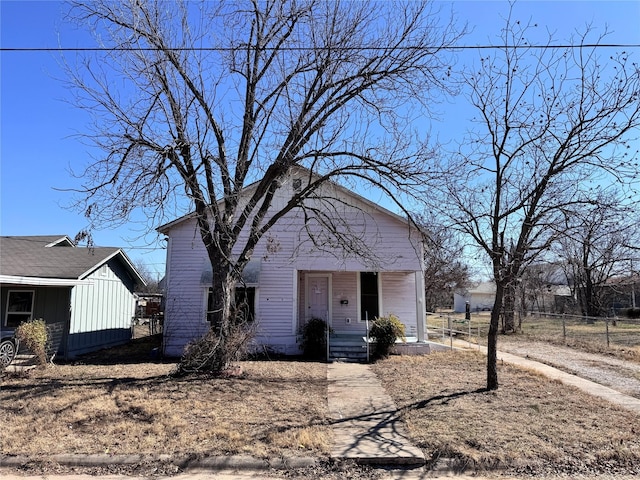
{"left": 497, "top": 339, "right": 640, "bottom": 399}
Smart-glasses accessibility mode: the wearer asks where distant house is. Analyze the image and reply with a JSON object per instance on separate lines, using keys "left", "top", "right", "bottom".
{"left": 454, "top": 282, "right": 496, "bottom": 312}
{"left": 454, "top": 281, "right": 573, "bottom": 314}
{"left": 158, "top": 169, "right": 428, "bottom": 358}
{"left": 0, "top": 235, "right": 145, "bottom": 359}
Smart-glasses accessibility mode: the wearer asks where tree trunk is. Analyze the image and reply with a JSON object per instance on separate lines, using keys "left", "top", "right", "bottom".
{"left": 209, "top": 265, "right": 236, "bottom": 337}
{"left": 502, "top": 283, "right": 516, "bottom": 333}
{"left": 486, "top": 283, "right": 504, "bottom": 390}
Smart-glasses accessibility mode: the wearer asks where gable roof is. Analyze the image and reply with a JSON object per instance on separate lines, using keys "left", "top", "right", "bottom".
{"left": 157, "top": 167, "right": 416, "bottom": 234}
{"left": 0, "top": 235, "right": 145, "bottom": 285}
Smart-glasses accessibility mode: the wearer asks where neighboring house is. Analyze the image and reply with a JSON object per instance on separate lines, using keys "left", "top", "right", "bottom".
{"left": 0, "top": 235, "right": 145, "bottom": 359}
{"left": 454, "top": 282, "right": 496, "bottom": 312}
{"left": 158, "top": 170, "right": 427, "bottom": 358}
{"left": 454, "top": 281, "right": 573, "bottom": 314}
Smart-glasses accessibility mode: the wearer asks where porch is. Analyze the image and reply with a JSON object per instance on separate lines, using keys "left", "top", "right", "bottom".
{"left": 328, "top": 332, "right": 433, "bottom": 362}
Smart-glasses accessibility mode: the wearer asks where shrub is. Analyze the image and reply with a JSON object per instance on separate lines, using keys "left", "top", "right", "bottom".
{"left": 299, "top": 317, "right": 330, "bottom": 360}
{"left": 15, "top": 318, "right": 48, "bottom": 366}
{"left": 369, "top": 314, "right": 405, "bottom": 360}
{"left": 176, "top": 321, "right": 255, "bottom": 376}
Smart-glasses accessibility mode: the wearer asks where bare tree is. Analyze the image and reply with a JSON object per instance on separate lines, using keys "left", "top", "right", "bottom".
{"left": 132, "top": 259, "right": 162, "bottom": 294}
{"left": 418, "top": 217, "right": 472, "bottom": 311}
{"left": 519, "top": 262, "right": 567, "bottom": 315}
{"left": 424, "top": 10, "right": 640, "bottom": 389}
{"left": 65, "top": 0, "right": 461, "bottom": 371}
{"left": 553, "top": 193, "right": 640, "bottom": 318}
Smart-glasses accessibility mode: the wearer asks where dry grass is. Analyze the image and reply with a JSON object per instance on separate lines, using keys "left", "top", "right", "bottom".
{"left": 0, "top": 338, "right": 330, "bottom": 460}
{"left": 427, "top": 312, "right": 640, "bottom": 362}
{"left": 372, "top": 351, "right": 640, "bottom": 475}
{"left": 3, "top": 333, "right": 640, "bottom": 476}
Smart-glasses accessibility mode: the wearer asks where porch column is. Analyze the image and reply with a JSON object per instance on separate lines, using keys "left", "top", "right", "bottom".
{"left": 415, "top": 271, "right": 426, "bottom": 342}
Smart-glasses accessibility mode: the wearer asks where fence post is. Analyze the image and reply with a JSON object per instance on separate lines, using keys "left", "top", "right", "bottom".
{"left": 442, "top": 315, "right": 446, "bottom": 341}
{"left": 449, "top": 316, "right": 453, "bottom": 350}
{"left": 562, "top": 313, "right": 566, "bottom": 343}
{"left": 605, "top": 316, "right": 610, "bottom": 348}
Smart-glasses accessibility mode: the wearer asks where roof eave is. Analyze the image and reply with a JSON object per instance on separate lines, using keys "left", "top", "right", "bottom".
{"left": 78, "top": 249, "right": 147, "bottom": 286}
{"left": 0, "top": 275, "right": 92, "bottom": 287}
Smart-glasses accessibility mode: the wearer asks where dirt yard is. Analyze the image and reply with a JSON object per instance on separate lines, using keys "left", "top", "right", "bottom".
{"left": 2, "top": 333, "right": 640, "bottom": 477}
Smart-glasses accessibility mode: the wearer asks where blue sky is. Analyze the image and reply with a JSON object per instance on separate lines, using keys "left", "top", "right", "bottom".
{"left": 1, "top": 0, "right": 639, "bottom": 279}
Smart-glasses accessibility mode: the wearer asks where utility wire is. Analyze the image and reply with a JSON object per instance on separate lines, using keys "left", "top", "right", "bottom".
{"left": 1, "top": 43, "right": 640, "bottom": 52}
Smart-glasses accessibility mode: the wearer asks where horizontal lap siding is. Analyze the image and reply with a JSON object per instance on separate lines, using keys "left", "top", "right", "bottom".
{"left": 381, "top": 272, "right": 418, "bottom": 337}
{"left": 163, "top": 176, "right": 424, "bottom": 355}
{"left": 330, "top": 271, "right": 360, "bottom": 332}
{"left": 163, "top": 221, "right": 210, "bottom": 357}
{"left": 291, "top": 210, "right": 422, "bottom": 272}
{"left": 254, "top": 226, "right": 296, "bottom": 339}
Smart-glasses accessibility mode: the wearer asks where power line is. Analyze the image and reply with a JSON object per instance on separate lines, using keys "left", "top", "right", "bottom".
{"left": 1, "top": 43, "right": 639, "bottom": 52}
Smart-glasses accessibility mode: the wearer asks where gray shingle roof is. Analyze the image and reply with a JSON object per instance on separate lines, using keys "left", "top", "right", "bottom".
{"left": 0, "top": 236, "right": 123, "bottom": 280}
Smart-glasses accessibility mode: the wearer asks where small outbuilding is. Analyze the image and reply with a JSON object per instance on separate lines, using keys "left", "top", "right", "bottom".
{"left": 0, "top": 235, "right": 145, "bottom": 359}
{"left": 454, "top": 282, "right": 496, "bottom": 313}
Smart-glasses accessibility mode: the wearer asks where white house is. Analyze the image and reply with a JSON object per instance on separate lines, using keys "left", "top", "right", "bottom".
{"left": 453, "top": 281, "right": 496, "bottom": 313}
{"left": 158, "top": 170, "right": 427, "bottom": 358}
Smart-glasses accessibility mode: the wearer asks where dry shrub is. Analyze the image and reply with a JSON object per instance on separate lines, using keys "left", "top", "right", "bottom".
{"left": 176, "top": 322, "right": 255, "bottom": 376}
{"left": 369, "top": 314, "right": 405, "bottom": 360}
{"left": 15, "top": 319, "right": 48, "bottom": 366}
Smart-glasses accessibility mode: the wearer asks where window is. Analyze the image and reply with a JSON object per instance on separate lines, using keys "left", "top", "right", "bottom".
{"left": 5, "top": 290, "right": 34, "bottom": 327}
{"left": 206, "top": 287, "right": 256, "bottom": 328}
{"left": 360, "top": 272, "right": 379, "bottom": 321}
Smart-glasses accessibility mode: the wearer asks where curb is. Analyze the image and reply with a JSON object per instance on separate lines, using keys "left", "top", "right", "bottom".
{"left": 0, "top": 454, "right": 317, "bottom": 471}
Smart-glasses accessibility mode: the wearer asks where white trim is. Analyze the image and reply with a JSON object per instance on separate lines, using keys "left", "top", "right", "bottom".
{"left": 0, "top": 275, "right": 92, "bottom": 287}
{"left": 415, "top": 271, "right": 426, "bottom": 342}
{"left": 357, "top": 271, "right": 380, "bottom": 322}
{"left": 291, "top": 269, "right": 298, "bottom": 335}
{"left": 378, "top": 272, "right": 384, "bottom": 318}
{"left": 44, "top": 236, "right": 75, "bottom": 247}
{"left": 304, "top": 273, "right": 332, "bottom": 326}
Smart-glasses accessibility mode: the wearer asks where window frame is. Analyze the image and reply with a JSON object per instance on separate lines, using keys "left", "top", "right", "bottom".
{"left": 206, "top": 286, "right": 257, "bottom": 327}
{"left": 5, "top": 289, "right": 35, "bottom": 327}
{"left": 359, "top": 272, "right": 379, "bottom": 322}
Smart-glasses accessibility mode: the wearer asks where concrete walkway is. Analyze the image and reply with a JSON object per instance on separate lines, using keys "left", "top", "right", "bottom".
{"left": 327, "top": 362, "right": 425, "bottom": 465}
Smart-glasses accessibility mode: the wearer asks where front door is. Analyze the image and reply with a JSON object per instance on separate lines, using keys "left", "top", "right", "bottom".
{"left": 306, "top": 274, "right": 330, "bottom": 324}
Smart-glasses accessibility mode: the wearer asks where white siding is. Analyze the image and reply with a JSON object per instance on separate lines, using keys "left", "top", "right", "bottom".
{"left": 380, "top": 272, "right": 419, "bottom": 338}
{"left": 162, "top": 171, "right": 425, "bottom": 355}
{"left": 330, "top": 271, "right": 361, "bottom": 334}
{"left": 162, "top": 220, "right": 211, "bottom": 357}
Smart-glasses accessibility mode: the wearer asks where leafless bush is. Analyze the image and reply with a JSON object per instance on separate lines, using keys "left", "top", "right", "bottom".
{"left": 176, "top": 322, "right": 256, "bottom": 376}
